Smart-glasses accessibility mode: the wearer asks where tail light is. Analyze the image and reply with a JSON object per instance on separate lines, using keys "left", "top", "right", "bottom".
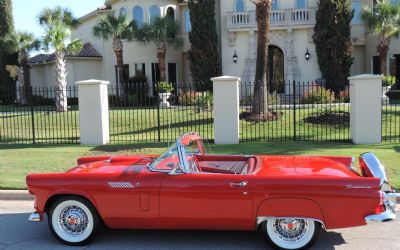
{"left": 374, "top": 192, "right": 386, "bottom": 214}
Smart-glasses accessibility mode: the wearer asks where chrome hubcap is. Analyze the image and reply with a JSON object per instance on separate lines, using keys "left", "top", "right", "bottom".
{"left": 272, "top": 219, "right": 308, "bottom": 243}
{"left": 59, "top": 205, "right": 89, "bottom": 236}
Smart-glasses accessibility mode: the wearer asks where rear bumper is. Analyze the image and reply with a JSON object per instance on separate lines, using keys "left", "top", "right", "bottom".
{"left": 365, "top": 192, "right": 399, "bottom": 222}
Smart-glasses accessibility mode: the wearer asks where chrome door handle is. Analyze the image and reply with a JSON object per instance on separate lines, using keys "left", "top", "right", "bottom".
{"left": 230, "top": 181, "right": 248, "bottom": 187}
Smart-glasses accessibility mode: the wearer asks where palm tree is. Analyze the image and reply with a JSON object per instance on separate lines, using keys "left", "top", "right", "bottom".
{"left": 38, "top": 6, "right": 83, "bottom": 112}
{"left": 134, "top": 16, "right": 183, "bottom": 82}
{"left": 362, "top": 0, "right": 400, "bottom": 75}
{"left": 249, "top": 0, "right": 272, "bottom": 115}
{"left": 93, "top": 12, "right": 133, "bottom": 95}
{"left": 3, "top": 31, "right": 40, "bottom": 104}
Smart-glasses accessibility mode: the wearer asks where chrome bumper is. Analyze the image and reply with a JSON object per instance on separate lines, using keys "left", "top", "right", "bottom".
{"left": 28, "top": 212, "right": 41, "bottom": 222}
{"left": 365, "top": 192, "right": 400, "bottom": 222}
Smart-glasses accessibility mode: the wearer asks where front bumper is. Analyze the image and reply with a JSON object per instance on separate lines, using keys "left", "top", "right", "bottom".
{"left": 28, "top": 212, "right": 42, "bottom": 222}
{"left": 365, "top": 192, "right": 399, "bottom": 222}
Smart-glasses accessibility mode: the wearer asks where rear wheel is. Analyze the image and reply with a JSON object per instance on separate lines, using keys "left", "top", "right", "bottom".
{"left": 48, "top": 196, "right": 99, "bottom": 246}
{"left": 261, "top": 218, "right": 320, "bottom": 250}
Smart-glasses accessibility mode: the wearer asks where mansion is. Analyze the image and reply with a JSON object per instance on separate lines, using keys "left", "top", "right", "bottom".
{"left": 28, "top": 0, "right": 400, "bottom": 94}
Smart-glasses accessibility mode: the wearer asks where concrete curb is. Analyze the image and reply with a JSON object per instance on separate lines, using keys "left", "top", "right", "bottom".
{"left": 0, "top": 190, "right": 33, "bottom": 200}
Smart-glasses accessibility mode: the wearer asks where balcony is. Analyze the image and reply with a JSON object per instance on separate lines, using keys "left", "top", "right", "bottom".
{"left": 226, "top": 8, "right": 316, "bottom": 31}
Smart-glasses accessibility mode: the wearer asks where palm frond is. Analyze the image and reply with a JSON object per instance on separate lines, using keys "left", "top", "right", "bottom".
{"left": 66, "top": 39, "right": 83, "bottom": 55}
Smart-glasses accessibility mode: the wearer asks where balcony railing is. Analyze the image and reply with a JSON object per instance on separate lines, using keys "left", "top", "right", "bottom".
{"left": 227, "top": 8, "right": 316, "bottom": 29}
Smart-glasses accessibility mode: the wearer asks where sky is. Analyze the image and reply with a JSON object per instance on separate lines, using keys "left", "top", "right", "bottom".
{"left": 12, "top": 0, "right": 105, "bottom": 54}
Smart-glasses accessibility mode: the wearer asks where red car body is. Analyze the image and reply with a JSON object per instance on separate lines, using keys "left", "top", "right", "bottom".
{"left": 26, "top": 132, "right": 399, "bottom": 248}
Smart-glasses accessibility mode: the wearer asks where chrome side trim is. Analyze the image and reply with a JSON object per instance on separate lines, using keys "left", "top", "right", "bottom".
{"left": 360, "top": 152, "right": 389, "bottom": 188}
{"left": 28, "top": 212, "right": 41, "bottom": 222}
{"left": 256, "top": 216, "right": 325, "bottom": 229}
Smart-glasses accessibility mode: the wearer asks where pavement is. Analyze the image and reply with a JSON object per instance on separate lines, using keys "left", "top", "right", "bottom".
{"left": 1, "top": 191, "right": 400, "bottom": 250}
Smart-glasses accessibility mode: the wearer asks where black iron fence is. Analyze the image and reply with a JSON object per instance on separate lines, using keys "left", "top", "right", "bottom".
{"left": 382, "top": 89, "right": 400, "bottom": 142}
{"left": 0, "top": 85, "right": 79, "bottom": 144}
{"left": 1, "top": 80, "right": 399, "bottom": 144}
{"left": 239, "top": 81, "right": 351, "bottom": 142}
{"left": 108, "top": 82, "right": 214, "bottom": 143}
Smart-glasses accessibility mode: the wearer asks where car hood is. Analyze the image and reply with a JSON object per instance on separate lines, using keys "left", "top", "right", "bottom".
{"left": 67, "top": 155, "right": 155, "bottom": 174}
{"left": 256, "top": 155, "right": 359, "bottom": 178}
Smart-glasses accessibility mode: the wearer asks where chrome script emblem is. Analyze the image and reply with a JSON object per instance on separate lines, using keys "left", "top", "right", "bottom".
{"left": 345, "top": 184, "right": 372, "bottom": 189}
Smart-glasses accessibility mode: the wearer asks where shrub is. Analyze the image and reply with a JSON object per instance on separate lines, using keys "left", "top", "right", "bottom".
{"left": 386, "top": 90, "right": 400, "bottom": 99}
{"left": 240, "top": 92, "right": 280, "bottom": 106}
{"left": 29, "top": 95, "right": 55, "bottom": 105}
{"left": 158, "top": 82, "right": 174, "bottom": 93}
{"left": 382, "top": 75, "right": 396, "bottom": 87}
{"left": 335, "top": 90, "right": 350, "bottom": 103}
{"left": 195, "top": 91, "right": 213, "bottom": 111}
{"left": 302, "top": 86, "right": 335, "bottom": 104}
{"left": 179, "top": 91, "right": 198, "bottom": 106}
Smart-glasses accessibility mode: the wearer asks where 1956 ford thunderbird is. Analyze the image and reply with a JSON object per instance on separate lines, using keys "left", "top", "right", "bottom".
{"left": 26, "top": 132, "right": 399, "bottom": 249}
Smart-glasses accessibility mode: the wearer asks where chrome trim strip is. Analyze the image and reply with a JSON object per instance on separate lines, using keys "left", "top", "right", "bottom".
{"left": 108, "top": 181, "right": 134, "bottom": 189}
{"left": 256, "top": 216, "right": 325, "bottom": 229}
{"left": 28, "top": 212, "right": 41, "bottom": 222}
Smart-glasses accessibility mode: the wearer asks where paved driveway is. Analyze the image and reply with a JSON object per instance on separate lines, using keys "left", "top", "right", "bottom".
{"left": 0, "top": 200, "right": 400, "bottom": 250}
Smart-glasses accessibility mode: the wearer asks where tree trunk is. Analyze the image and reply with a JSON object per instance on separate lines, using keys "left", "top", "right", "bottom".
{"left": 55, "top": 50, "right": 68, "bottom": 112}
{"left": 158, "top": 44, "right": 167, "bottom": 82}
{"left": 377, "top": 34, "right": 390, "bottom": 75}
{"left": 252, "top": 0, "right": 271, "bottom": 115}
{"left": 113, "top": 37, "right": 126, "bottom": 98}
{"left": 16, "top": 49, "right": 27, "bottom": 105}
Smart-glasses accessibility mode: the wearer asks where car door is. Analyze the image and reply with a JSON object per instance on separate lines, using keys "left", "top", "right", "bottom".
{"left": 159, "top": 173, "right": 253, "bottom": 230}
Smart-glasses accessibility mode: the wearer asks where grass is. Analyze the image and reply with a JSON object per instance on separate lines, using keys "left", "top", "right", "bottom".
{"left": 0, "top": 141, "right": 399, "bottom": 190}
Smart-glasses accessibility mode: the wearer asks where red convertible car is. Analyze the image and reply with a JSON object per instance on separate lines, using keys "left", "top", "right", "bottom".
{"left": 27, "top": 132, "right": 399, "bottom": 249}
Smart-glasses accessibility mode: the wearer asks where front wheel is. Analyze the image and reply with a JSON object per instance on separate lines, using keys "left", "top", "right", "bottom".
{"left": 48, "top": 196, "right": 99, "bottom": 246}
{"left": 261, "top": 218, "right": 320, "bottom": 250}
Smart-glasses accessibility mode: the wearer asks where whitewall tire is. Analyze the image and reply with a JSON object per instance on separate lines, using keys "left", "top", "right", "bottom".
{"left": 48, "top": 196, "right": 99, "bottom": 246}
{"left": 262, "top": 218, "right": 320, "bottom": 250}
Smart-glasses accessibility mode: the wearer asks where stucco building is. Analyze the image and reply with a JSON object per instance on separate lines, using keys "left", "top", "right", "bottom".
{"left": 28, "top": 0, "right": 400, "bottom": 95}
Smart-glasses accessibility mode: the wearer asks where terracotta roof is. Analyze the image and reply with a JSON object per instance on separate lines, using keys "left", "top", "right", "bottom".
{"left": 28, "top": 43, "right": 102, "bottom": 64}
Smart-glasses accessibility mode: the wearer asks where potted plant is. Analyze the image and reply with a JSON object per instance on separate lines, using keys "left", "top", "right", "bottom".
{"left": 158, "top": 82, "right": 174, "bottom": 107}
{"left": 382, "top": 75, "right": 396, "bottom": 96}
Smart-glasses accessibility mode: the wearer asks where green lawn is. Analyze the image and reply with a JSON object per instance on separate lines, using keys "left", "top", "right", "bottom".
{"left": 1, "top": 141, "right": 399, "bottom": 190}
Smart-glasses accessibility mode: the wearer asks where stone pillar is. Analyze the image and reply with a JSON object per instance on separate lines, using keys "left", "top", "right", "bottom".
{"left": 211, "top": 76, "right": 240, "bottom": 144}
{"left": 76, "top": 80, "right": 110, "bottom": 145}
{"left": 349, "top": 74, "right": 382, "bottom": 144}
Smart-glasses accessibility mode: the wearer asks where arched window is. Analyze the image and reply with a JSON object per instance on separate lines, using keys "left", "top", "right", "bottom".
{"left": 149, "top": 5, "right": 161, "bottom": 24}
{"left": 296, "top": 0, "right": 306, "bottom": 9}
{"left": 166, "top": 7, "right": 175, "bottom": 21}
{"left": 352, "top": 1, "right": 362, "bottom": 24}
{"left": 119, "top": 7, "right": 127, "bottom": 17}
{"left": 184, "top": 10, "right": 192, "bottom": 32}
{"left": 133, "top": 6, "right": 144, "bottom": 27}
{"left": 272, "top": 0, "right": 279, "bottom": 11}
{"left": 235, "top": 0, "right": 245, "bottom": 12}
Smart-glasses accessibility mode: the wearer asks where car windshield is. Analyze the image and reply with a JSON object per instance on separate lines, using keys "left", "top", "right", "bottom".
{"left": 148, "top": 132, "right": 205, "bottom": 173}
{"left": 148, "top": 143, "right": 179, "bottom": 171}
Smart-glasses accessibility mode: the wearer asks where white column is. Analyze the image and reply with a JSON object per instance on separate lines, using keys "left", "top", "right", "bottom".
{"left": 211, "top": 76, "right": 240, "bottom": 144}
{"left": 76, "top": 80, "right": 110, "bottom": 145}
{"left": 349, "top": 74, "right": 382, "bottom": 144}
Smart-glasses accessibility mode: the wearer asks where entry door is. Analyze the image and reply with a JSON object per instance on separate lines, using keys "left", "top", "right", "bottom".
{"left": 168, "top": 63, "right": 177, "bottom": 94}
{"left": 159, "top": 174, "right": 253, "bottom": 230}
{"left": 151, "top": 63, "right": 160, "bottom": 95}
